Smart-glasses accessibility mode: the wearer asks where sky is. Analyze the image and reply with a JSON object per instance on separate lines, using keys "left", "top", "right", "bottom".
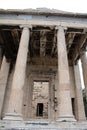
{"left": 0, "top": 0, "right": 87, "bottom": 13}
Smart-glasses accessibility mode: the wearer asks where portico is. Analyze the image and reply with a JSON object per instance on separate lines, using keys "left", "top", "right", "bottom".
{"left": 0, "top": 9, "right": 86, "bottom": 122}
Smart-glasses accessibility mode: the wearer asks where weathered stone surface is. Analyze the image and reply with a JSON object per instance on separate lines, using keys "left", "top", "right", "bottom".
{"left": 74, "top": 63, "right": 86, "bottom": 121}
{"left": 56, "top": 26, "right": 75, "bottom": 121}
{"left": 0, "top": 9, "right": 86, "bottom": 125}
{"left": 81, "top": 51, "right": 87, "bottom": 100}
{"left": 0, "top": 56, "right": 10, "bottom": 118}
{"left": 0, "top": 120, "right": 87, "bottom": 130}
{"left": 4, "top": 27, "right": 30, "bottom": 120}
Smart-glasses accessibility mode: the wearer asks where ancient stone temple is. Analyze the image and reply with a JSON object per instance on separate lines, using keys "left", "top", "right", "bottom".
{"left": 0, "top": 9, "right": 87, "bottom": 128}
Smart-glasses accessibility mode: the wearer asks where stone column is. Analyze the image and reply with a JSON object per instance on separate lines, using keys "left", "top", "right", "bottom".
{"left": 0, "top": 56, "right": 10, "bottom": 118}
{"left": 74, "top": 63, "right": 86, "bottom": 121}
{"left": 81, "top": 51, "right": 87, "bottom": 100}
{"left": 56, "top": 26, "right": 75, "bottom": 121}
{"left": 4, "top": 26, "right": 30, "bottom": 120}
{"left": 0, "top": 47, "right": 2, "bottom": 69}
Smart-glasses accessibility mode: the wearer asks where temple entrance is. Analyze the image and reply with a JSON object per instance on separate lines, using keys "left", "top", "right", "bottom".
{"left": 32, "top": 81, "right": 49, "bottom": 119}
{"left": 37, "top": 103, "right": 43, "bottom": 116}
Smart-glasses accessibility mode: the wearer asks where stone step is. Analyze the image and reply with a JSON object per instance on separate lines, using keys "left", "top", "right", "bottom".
{"left": 0, "top": 128, "right": 86, "bottom": 129}
{"left": 0, "top": 120, "right": 87, "bottom": 130}
{"left": 0, "top": 127, "right": 87, "bottom": 129}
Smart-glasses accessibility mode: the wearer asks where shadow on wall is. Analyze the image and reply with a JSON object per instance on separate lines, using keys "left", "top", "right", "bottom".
{"left": 83, "top": 89, "right": 87, "bottom": 118}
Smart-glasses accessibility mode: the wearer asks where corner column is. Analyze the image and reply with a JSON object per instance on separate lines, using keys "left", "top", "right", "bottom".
{"left": 0, "top": 56, "right": 10, "bottom": 118}
{"left": 81, "top": 50, "right": 87, "bottom": 100}
{"left": 0, "top": 47, "right": 2, "bottom": 68}
{"left": 74, "top": 62, "right": 86, "bottom": 121}
{"left": 56, "top": 26, "right": 75, "bottom": 121}
{"left": 4, "top": 26, "right": 31, "bottom": 120}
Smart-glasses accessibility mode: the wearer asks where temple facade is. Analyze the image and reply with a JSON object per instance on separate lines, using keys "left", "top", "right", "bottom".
{"left": 0, "top": 9, "right": 87, "bottom": 122}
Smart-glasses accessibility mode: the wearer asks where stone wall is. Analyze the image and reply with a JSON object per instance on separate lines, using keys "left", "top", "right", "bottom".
{"left": 32, "top": 81, "right": 49, "bottom": 118}
{"left": 2, "top": 63, "right": 78, "bottom": 120}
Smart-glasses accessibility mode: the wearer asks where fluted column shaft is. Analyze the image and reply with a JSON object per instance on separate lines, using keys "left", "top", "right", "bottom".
{"left": 0, "top": 56, "right": 10, "bottom": 118}
{"left": 81, "top": 51, "right": 87, "bottom": 100}
{"left": 56, "top": 26, "right": 75, "bottom": 121}
{"left": 74, "top": 63, "right": 86, "bottom": 121}
{"left": 4, "top": 27, "right": 30, "bottom": 120}
{"left": 0, "top": 47, "right": 2, "bottom": 69}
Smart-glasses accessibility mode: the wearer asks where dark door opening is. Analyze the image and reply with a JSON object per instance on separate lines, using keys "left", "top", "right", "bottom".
{"left": 71, "top": 98, "right": 75, "bottom": 116}
{"left": 37, "top": 103, "right": 43, "bottom": 116}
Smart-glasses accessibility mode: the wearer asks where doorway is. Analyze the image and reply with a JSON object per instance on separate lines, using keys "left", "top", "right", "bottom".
{"left": 32, "top": 81, "right": 49, "bottom": 118}
{"left": 37, "top": 103, "right": 43, "bottom": 116}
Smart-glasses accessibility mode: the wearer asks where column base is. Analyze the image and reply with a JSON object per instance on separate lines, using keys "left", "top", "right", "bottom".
{"left": 3, "top": 113, "right": 23, "bottom": 121}
{"left": 56, "top": 115, "right": 76, "bottom": 122}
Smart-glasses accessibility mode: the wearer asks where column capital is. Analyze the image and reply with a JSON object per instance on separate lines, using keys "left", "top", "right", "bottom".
{"left": 20, "top": 24, "right": 32, "bottom": 30}
{"left": 55, "top": 26, "right": 67, "bottom": 31}
{"left": 80, "top": 47, "right": 87, "bottom": 57}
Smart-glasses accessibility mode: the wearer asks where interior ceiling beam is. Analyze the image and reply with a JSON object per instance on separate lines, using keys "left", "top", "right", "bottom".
{"left": 29, "top": 32, "right": 37, "bottom": 57}
{"left": 11, "top": 29, "right": 20, "bottom": 46}
{"left": 66, "top": 33, "right": 76, "bottom": 53}
{"left": 0, "top": 29, "right": 20, "bottom": 60}
{"left": 72, "top": 34, "right": 87, "bottom": 62}
{"left": 40, "top": 31, "right": 46, "bottom": 57}
{"left": 0, "top": 31, "right": 14, "bottom": 59}
{"left": 0, "top": 25, "right": 20, "bottom": 30}
{"left": 67, "top": 31, "right": 84, "bottom": 34}
{"left": 0, "top": 33, "right": 4, "bottom": 45}
{"left": 51, "top": 32, "right": 57, "bottom": 56}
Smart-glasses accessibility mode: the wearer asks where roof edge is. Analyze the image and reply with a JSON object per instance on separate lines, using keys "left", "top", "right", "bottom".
{"left": 0, "top": 8, "right": 87, "bottom": 18}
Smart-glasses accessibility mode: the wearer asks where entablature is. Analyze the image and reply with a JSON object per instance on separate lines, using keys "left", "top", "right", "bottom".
{"left": 0, "top": 9, "right": 87, "bottom": 65}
